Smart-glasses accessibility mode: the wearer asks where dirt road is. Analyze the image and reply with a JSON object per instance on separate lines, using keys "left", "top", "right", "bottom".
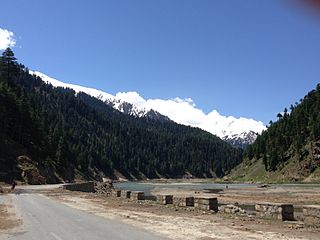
{"left": 0, "top": 187, "right": 167, "bottom": 240}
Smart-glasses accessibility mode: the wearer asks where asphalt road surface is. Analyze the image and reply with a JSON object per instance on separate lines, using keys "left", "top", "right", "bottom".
{"left": 0, "top": 187, "right": 167, "bottom": 240}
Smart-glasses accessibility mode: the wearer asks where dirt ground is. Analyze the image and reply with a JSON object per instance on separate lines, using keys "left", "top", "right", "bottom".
{"left": 0, "top": 194, "right": 21, "bottom": 232}
{"left": 43, "top": 186, "right": 320, "bottom": 240}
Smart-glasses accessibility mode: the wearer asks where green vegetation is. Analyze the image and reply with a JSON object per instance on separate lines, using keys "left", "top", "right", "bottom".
{"left": 0, "top": 48, "right": 242, "bottom": 183}
{"left": 230, "top": 83, "right": 320, "bottom": 183}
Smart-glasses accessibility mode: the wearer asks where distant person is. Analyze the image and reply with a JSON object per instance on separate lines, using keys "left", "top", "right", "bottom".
{"left": 11, "top": 180, "right": 16, "bottom": 192}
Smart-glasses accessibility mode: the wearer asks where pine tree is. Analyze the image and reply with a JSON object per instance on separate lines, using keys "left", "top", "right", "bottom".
{"left": 0, "top": 48, "right": 17, "bottom": 81}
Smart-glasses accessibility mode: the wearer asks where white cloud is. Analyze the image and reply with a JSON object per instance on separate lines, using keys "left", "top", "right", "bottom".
{"left": 116, "top": 92, "right": 266, "bottom": 138}
{"left": 0, "top": 28, "right": 16, "bottom": 50}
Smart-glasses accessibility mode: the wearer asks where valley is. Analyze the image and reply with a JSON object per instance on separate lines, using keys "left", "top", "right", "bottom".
{"left": 1, "top": 1, "right": 320, "bottom": 239}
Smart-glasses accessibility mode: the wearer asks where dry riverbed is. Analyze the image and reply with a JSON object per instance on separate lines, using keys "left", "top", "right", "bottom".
{"left": 43, "top": 186, "right": 320, "bottom": 240}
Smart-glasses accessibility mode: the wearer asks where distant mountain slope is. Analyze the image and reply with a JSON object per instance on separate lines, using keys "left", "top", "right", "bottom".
{"left": 229, "top": 84, "right": 320, "bottom": 183}
{"left": 31, "top": 71, "right": 265, "bottom": 146}
{"left": 0, "top": 49, "right": 243, "bottom": 183}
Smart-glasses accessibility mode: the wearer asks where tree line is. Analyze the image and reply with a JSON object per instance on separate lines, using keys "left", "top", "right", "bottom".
{"left": 244, "top": 83, "right": 320, "bottom": 171}
{"left": 0, "top": 48, "right": 243, "bottom": 182}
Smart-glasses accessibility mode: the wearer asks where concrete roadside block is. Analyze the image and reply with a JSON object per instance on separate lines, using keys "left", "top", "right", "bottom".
{"left": 157, "top": 195, "right": 173, "bottom": 205}
{"left": 173, "top": 196, "right": 194, "bottom": 207}
{"left": 131, "top": 191, "right": 145, "bottom": 201}
{"left": 121, "top": 190, "right": 131, "bottom": 199}
{"left": 303, "top": 205, "right": 320, "bottom": 226}
{"left": 194, "top": 197, "right": 218, "bottom": 212}
{"left": 113, "top": 189, "right": 121, "bottom": 197}
{"left": 255, "top": 203, "right": 294, "bottom": 221}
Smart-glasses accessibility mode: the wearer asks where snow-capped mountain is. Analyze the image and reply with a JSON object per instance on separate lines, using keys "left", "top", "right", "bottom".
{"left": 30, "top": 71, "right": 266, "bottom": 146}
{"left": 107, "top": 100, "right": 170, "bottom": 122}
{"left": 223, "top": 131, "right": 259, "bottom": 149}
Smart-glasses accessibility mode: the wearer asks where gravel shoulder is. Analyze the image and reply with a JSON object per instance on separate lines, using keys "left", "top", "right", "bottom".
{"left": 0, "top": 194, "right": 22, "bottom": 232}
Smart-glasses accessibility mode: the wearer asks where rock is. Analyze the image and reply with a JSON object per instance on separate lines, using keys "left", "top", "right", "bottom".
{"left": 221, "top": 204, "right": 246, "bottom": 215}
{"left": 24, "top": 168, "right": 45, "bottom": 185}
{"left": 94, "top": 181, "right": 114, "bottom": 195}
{"left": 17, "top": 156, "right": 45, "bottom": 184}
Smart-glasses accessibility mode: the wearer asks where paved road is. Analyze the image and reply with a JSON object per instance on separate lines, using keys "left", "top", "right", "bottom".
{"left": 0, "top": 190, "right": 167, "bottom": 240}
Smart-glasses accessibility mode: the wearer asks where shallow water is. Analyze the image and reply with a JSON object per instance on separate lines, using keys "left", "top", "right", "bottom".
{"left": 113, "top": 181, "right": 257, "bottom": 196}
{"left": 114, "top": 181, "right": 320, "bottom": 196}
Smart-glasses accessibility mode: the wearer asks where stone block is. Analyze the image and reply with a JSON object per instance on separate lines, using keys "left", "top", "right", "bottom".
{"left": 121, "top": 190, "right": 131, "bottom": 199}
{"left": 157, "top": 195, "right": 173, "bottom": 205}
{"left": 113, "top": 190, "right": 121, "bottom": 197}
{"left": 173, "top": 196, "right": 194, "bottom": 207}
{"left": 194, "top": 197, "right": 218, "bottom": 212}
{"left": 303, "top": 205, "right": 320, "bottom": 226}
{"left": 131, "top": 191, "right": 145, "bottom": 200}
{"left": 255, "top": 203, "right": 294, "bottom": 221}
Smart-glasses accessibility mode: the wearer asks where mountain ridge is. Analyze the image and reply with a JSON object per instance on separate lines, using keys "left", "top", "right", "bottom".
{"left": 31, "top": 71, "right": 265, "bottom": 146}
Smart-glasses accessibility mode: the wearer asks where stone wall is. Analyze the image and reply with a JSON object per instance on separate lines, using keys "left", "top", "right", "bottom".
{"left": 62, "top": 182, "right": 95, "bottom": 193}
{"left": 303, "top": 205, "right": 320, "bottom": 226}
{"left": 194, "top": 197, "right": 218, "bottom": 212}
{"left": 255, "top": 203, "right": 294, "bottom": 221}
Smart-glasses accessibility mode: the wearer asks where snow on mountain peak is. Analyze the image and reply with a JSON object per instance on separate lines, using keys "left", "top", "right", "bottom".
{"left": 115, "top": 92, "right": 146, "bottom": 108}
{"left": 31, "top": 71, "right": 114, "bottom": 102}
{"left": 30, "top": 71, "right": 266, "bottom": 143}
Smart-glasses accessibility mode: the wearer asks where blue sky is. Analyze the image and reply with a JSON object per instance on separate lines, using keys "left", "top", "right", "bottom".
{"left": 1, "top": 0, "right": 320, "bottom": 124}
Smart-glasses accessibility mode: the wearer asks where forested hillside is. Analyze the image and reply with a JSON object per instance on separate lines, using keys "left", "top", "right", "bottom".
{"left": 230, "top": 84, "right": 320, "bottom": 182}
{"left": 0, "top": 48, "right": 242, "bottom": 183}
